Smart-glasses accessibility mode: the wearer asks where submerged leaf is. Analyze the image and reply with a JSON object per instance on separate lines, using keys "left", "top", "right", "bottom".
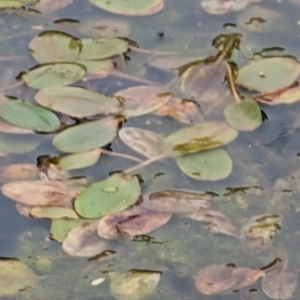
{"left": 62, "top": 221, "right": 108, "bottom": 257}
{"left": 0, "top": 258, "right": 37, "bottom": 297}
{"left": 0, "top": 95, "right": 60, "bottom": 132}
{"left": 110, "top": 270, "right": 161, "bottom": 300}
{"left": 53, "top": 117, "right": 118, "bottom": 153}
{"left": 162, "top": 122, "right": 238, "bottom": 156}
{"left": 35, "top": 86, "right": 122, "bottom": 118}
{"left": 1, "top": 180, "right": 78, "bottom": 206}
{"left": 88, "top": 0, "right": 164, "bottom": 16}
{"left": 176, "top": 148, "right": 233, "bottom": 181}
{"left": 75, "top": 173, "right": 141, "bottom": 218}
{"left": 119, "top": 127, "right": 163, "bottom": 158}
{"left": 141, "top": 189, "right": 213, "bottom": 213}
{"left": 20, "top": 62, "right": 86, "bottom": 90}
{"left": 115, "top": 85, "right": 172, "bottom": 118}
{"left": 224, "top": 98, "right": 262, "bottom": 132}
{"left": 236, "top": 57, "right": 300, "bottom": 93}
{"left": 97, "top": 206, "right": 171, "bottom": 239}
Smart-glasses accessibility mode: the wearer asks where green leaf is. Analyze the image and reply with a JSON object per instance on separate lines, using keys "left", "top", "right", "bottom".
{"left": 162, "top": 121, "right": 238, "bottom": 156}
{"left": 236, "top": 57, "right": 300, "bottom": 93}
{"left": 223, "top": 98, "right": 262, "bottom": 132}
{"left": 0, "top": 95, "right": 60, "bottom": 132}
{"left": 29, "top": 31, "right": 82, "bottom": 64}
{"left": 176, "top": 148, "right": 233, "bottom": 181}
{"left": 0, "top": 0, "right": 37, "bottom": 9}
{"left": 52, "top": 117, "right": 118, "bottom": 153}
{"left": 35, "top": 86, "right": 122, "bottom": 118}
{"left": 79, "top": 38, "right": 128, "bottom": 60}
{"left": 0, "top": 258, "right": 37, "bottom": 297}
{"left": 119, "top": 127, "right": 163, "bottom": 158}
{"left": 74, "top": 173, "right": 141, "bottom": 218}
{"left": 88, "top": 0, "right": 164, "bottom": 16}
{"left": 50, "top": 219, "right": 87, "bottom": 242}
{"left": 19, "top": 62, "right": 86, "bottom": 90}
{"left": 59, "top": 149, "right": 102, "bottom": 170}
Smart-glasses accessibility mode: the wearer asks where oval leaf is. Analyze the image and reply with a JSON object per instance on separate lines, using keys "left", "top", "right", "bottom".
{"left": 53, "top": 117, "right": 118, "bottom": 153}
{"left": 97, "top": 206, "right": 171, "bottom": 239}
{"left": 236, "top": 57, "right": 300, "bottom": 93}
{"left": 35, "top": 86, "right": 122, "bottom": 118}
{"left": 162, "top": 122, "right": 238, "bottom": 156}
{"left": 20, "top": 62, "right": 86, "bottom": 89}
{"left": 88, "top": 0, "right": 164, "bottom": 16}
{"left": 30, "top": 206, "right": 79, "bottom": 219}
{"left": 74, "top": 173, "right": 141, "bottom": 218}
{"left": 29, "top": 31, "right": 82, "bottom": 64}
{"left": 224, "top": 98, "right": 262, "bottom": 132}
{"left": 176, "top": 148, "right": 233, "bottom": 181}
{"left": 0, "top": 95, "right": 60, "bottom": 132}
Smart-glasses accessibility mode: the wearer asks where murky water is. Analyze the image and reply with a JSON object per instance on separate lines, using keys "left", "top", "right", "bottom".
{"left": 1, "top": 0, "right": 300, "bottom": 299}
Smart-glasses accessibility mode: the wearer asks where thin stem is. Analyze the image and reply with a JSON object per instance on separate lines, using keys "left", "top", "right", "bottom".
{"left": 123, "top": 154, "right": 166, "bottom": 174}
{"left": 225, "top": 61, "right": 241, "bottom": 104}
{"left": 100, "top": 149, "right": 142, "bottom": 162}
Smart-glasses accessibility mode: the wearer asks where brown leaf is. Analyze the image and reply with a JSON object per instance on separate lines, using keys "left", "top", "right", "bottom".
{"left": 33, "top": 0, "right": 73, "bottom": 13}
{"left": 97, "top": 206, "right": 171, "bottom": 239}
{"left": 0, "top": 164, "right": 39, "bottom": 182}
{"left": 153, "top": 98, "right": 201, "bottom": 123}
{"left": 1, "top": 180, "right": 79, "bottom": 206}
{"left": 184, "top": 209, "right": 238, "bottom": 238}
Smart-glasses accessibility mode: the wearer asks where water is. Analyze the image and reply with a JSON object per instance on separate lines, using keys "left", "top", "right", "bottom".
{"left": 1, "top": 0, "right": 300, "bottom": 299}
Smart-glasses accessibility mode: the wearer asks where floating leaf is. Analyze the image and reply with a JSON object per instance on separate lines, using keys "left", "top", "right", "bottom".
{"left": 153, "top": 98, "right": 201, "bottom": 123}
{"left": 97, "top": 206, "right": 171, "bottom": 239}
{"left": 59, "top": 149, "right": 102, "bottom": 170}
{"left": 201, "top": 0, "right": 257, "bottom": 15}
{"left": 141, "top": 190, "right": 213, "bottom": 213}
{"left": 62, "top": 221, "right": 108, "bottom": 257}
{"left": 115, "top": 86, "right": 172, "bottom": 118}
{"left": 1, "top": 180, "right": 78, "bottom": 206}
{"left": 30, "top": 206, "right": 79, "bottom": 219}
{"left": 50, "top": 219, "right": 87, "bottom": 242}
{"left": 29, "top": 31, "right": 82, "bottom": 64}
{"left": 110, "top": 270, "right": 161, "bottom": 300}
{"left": 262, "top": 270, "right": 297, "bottom": 300}
{"left": 184, "top": 209, "right": 238, "bottom": 237}
{"left": 181, "top": 60, "right": 229, "bottom": 103}
{"left": 0, "top": 164, "right": 39, "bottom": 182}
{"left": 0, "top": 95, "right": 60, "bottom": 132}
{"left": 176, "top": 148, "right": 233, "bottom": 181}
{"left": 0, "top": 133, "right": 39, "bottom": 155}
{"left": 88, "top": 0, "right": 164, "bottom": 16}
{"left": 33, "top": 0, "right": 72, "bottom": 13}
{"left": 224, "top": 98, "right": 262, "bottom": 132}
{"left": 162, "top": 122, "right": 238, "bottom": 156}
{"left": 195, "top": 264, "right": 264, "bottom": 295}
{"left": 78, "top": 59, "right": 115, "bottom": 75}
{"left": 236, "top": 57, "right": 300, "bottom": 93}
{"left": 19, "top": 62, "right": 86, "bottom": 90}
{"left": 0, "top": 0, "right": 37, "bottom": 9}
{"left": 0, "top": 119, "right": 34, "bottom": 134}
{"left": 0, "top": 258, "right": 37, "bottom": 297}
{"left": 53, "top": 116, "right": 118, "bottom": 153}
{"left": 75, "top": 173, "right": 140, "bottom": 218}
{"left": 35, "top": 86, "right": 122, "bottom": 118}
{"left": 79, "top": 38, "right": 128, "bottom": 60}
{"left": 119, "top": 127, "right": 163, "bottom": 158}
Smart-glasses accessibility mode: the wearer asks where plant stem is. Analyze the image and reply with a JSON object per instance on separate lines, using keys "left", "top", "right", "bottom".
{"left": 124, "top": 154, "right": 166, "bottom": 174}
{"left": 225, "top": 61, "right": 241, "bottom": 105}
{"left": 100, "top": 149, "right": 142, "bottom": 162}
